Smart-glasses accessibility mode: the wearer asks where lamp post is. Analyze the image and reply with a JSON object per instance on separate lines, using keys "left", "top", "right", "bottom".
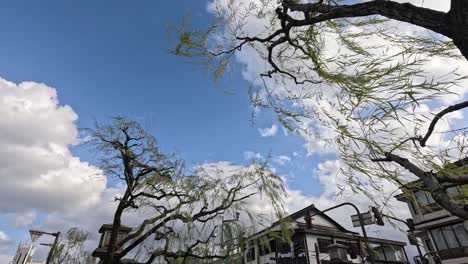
{"left": 29, "top": 229, "right": 61, "bottom": 264}
{"left": 307, "top": 202, "right": 376, "bottom": 264}
{"left": 220, "top": 212, "right": 240, "bottom": 264}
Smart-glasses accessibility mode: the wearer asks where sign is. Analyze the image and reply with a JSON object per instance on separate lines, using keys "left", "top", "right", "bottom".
{"left": 350, "top": 207, "right": 385, "bottom": 227}
{"left": 351, "top": 212, "right": 374, "bottom": 227}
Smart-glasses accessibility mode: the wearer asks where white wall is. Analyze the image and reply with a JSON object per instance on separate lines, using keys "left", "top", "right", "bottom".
{"left": 305, "top": 234, "right": 363, "bottom": 264}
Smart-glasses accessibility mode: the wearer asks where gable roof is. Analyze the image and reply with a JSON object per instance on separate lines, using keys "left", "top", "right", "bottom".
{"left": 272, "top": 204, "right": 352, "bottom": 233}
{"left": 246, "top": 204, "right": 406, "bottom": 247}
{"left": 248, "top": 204, "right": 357, "bottom": 240}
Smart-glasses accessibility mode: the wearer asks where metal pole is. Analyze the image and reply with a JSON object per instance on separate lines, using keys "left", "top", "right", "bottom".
{"left": 307, "top": 202, "right": 376, "bottom": 264}
{"left": 45, "top": 232, "right": 60, "bottom": 264}
{"left": 382, "top": 214, "right": 424, "bottom": 260}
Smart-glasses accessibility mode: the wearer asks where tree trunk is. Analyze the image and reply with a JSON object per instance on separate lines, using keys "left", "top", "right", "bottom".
{"left": 450, "top": 0, "right": 468, "bottom": 60}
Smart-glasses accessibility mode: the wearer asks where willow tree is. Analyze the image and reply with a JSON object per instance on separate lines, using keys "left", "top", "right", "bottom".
{"left": 49, "top": 228, "right": 96, "bottom": 264}
{"left": 173, "top": 0, "right": 468, "bottom": 219}
{"left": 87, "top": 118, "right": 286, "bottom": 264}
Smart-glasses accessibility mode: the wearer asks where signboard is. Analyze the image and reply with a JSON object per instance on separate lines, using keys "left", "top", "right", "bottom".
{"left": 351, "top": 212, "right": 374, "bottom": 227}
{"left": 350, "top": 207, "right": 385, "bottom": 227}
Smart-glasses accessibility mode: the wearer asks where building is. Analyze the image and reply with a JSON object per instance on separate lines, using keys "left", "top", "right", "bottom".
{"left": 92, "top": 223, "right": 133, "bottom": 260}
{"left": 243, "top": 204, "right": 409, "bottom": 264}
{"left": 10, "top": 243, "right": 44, "bottom": 264}
{"left": 396, "top": 180, "right": 468, "bottom": 264}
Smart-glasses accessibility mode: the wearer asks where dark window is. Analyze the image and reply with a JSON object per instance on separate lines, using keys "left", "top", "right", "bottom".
{"left": 259, "top": 240, "right": 276, "bottom": 256}
{"left": 431, "top": 228, "right": 448, "bottom": 250}
{"left": 317, "top": 238, "right": 333, "bottom": 253}
{"left": 293, "top": 236, "right": 306, "bottom": 257}
{"left": 277, "top": 240, "right": 292, "bottom": 254}
{"left": 415, "top": 191, "right": 442, "bottom": 214}
{"left": 453, "top": 223, "right": 468, "bottom": 246}
{"left": 246, "top": 247, "right": 255, "bottom": 262}
{"left": 430, "top": 223, "right": 468, "bottom": 250}
{"left": 441, "top": 226, "right": 459, "bottom": 249}
{"left": 415, "top": 191, "right": 430, "bottom": 206}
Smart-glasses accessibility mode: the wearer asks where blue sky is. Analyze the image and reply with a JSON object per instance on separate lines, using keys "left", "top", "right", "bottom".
{"left": 0, "top": 0, "right": 327, "bottom": 189}
{"left": 0, "top": 0, "right": 333, "bottom": 254}
{"left": 3, "top": 0, "right": 457, "bottom": 260}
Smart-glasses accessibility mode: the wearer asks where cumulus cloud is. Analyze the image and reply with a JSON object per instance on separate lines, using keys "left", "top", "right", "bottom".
{"left": 208, "top": 0, "right": 468, "bottom": 161}
{"left": 0, "top": 77, "right": 106, "bottom": 224}
{"left": 258, "top": 124, "right": 278, "bottom": 137}
{"left": 0, "top": 71, "right": 429, "bottom": 259}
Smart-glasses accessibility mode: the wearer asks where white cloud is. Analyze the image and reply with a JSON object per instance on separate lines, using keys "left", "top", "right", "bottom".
{"left": 0, "top": 77, "right": 106, "bottom": 222}
{"left": 208, "top": 0, "right": 468, "bottom": 163}
{"left": 258, "top": 124, "right": 278, "bottom": 137}
{"left": 0, "top": 231, "right": 9, "bottom": 241}
{"left": 197, "top": 160, "right": 418, "bottom": 258}
{"left": 273, "top": 155, "right": 291, "bottom": 166}
{"left": 0, "top": 230, "right": 13, "bottom": 260}
{"left": 206, "top": 1, "right": 439, "bottom": 254}
{"left": 7, "top": 211, "right": 37, "bottom": 228}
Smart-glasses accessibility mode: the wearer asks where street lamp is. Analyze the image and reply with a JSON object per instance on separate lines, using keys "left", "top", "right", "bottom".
{"left": 29, "top": 229, "right": 60, "bottom": 264}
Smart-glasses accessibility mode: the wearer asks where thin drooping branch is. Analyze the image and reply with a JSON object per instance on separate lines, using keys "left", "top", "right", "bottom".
{"left": 209, "top": 0, "right": 464, "bottom": 86}
{"left": 89, "top": 118, "right": 286, "bottom": 263}
{"left": 118, "top": 181, "right": 257, "bottom": 258}
{"left": 208, "top": 29, "right": 285, "bottom": 56}
{"left": 145, "top": 227, "right": 221, "bottom": 264}
{"left": 196, "top": 0, "right": 468, "bottom": 221}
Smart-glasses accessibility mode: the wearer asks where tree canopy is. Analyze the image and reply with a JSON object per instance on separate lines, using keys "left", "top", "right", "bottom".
{"left": 173, "top": 0, "right": 468, "bottom": 219}
{"left": 87, "top": 118, "right": 287, "bottom": 263}
{"left": 49, "top": 228, "right": 96, "bottom": 264}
